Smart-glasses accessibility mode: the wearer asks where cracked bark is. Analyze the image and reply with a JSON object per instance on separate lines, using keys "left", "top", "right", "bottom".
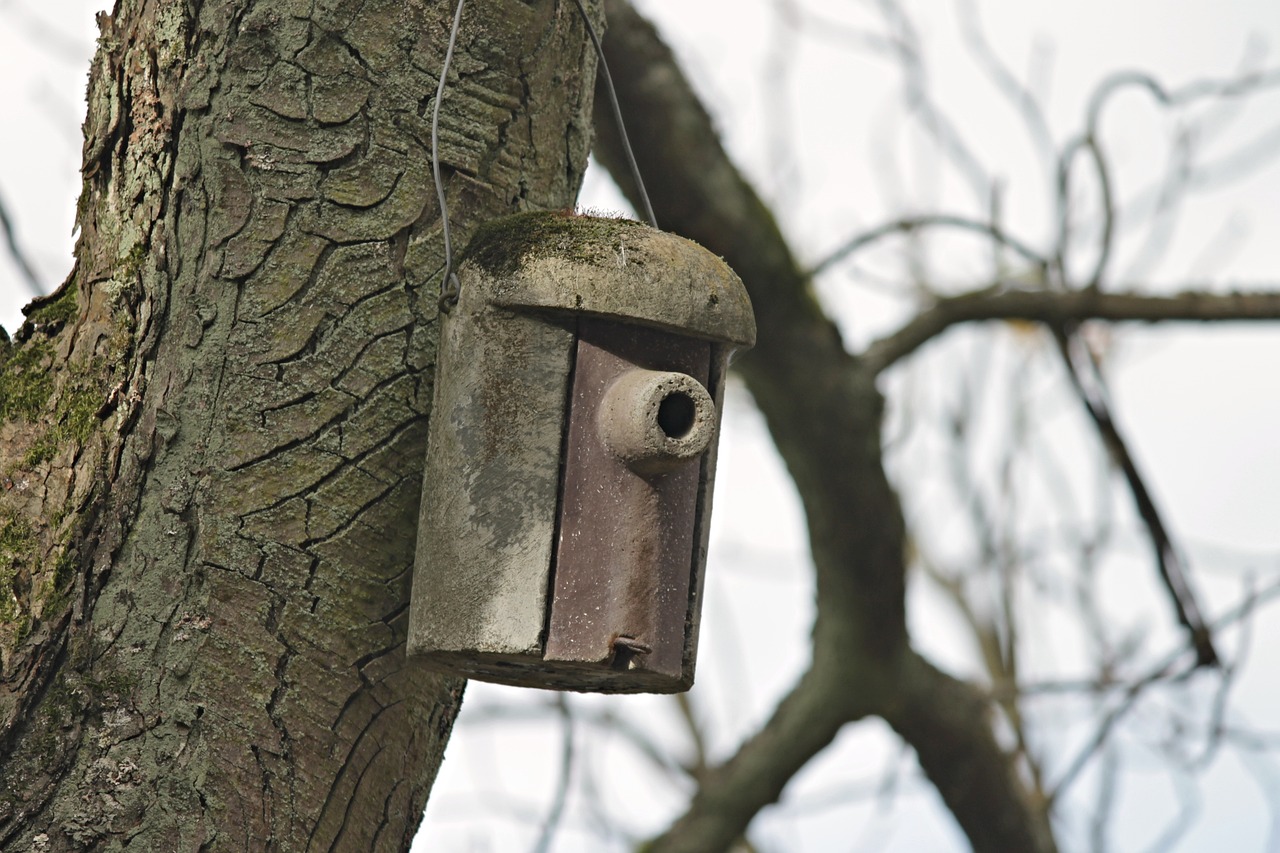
{"left": 0, "top": 0, "right": 596, "bottom": 849}
{"left": 592, "top": 1, "right": 1056, "bottom": 851}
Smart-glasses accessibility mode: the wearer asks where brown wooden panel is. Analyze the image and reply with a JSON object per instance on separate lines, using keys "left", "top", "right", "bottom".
{"left": 544, "top": 318, "right": 712, "bottom": 685}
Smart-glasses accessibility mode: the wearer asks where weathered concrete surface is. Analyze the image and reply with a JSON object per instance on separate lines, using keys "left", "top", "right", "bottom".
{"left": 410, "top": 280, "right": 575, "bottom": 657}
{"left": 464, "top": 212, "right": 756, "bottom": 345}
{"left": 408, "top": 213, "right": 754, "bottom": 693}
{"left": 598, "top": 366, "right": 716, "bottom": 475}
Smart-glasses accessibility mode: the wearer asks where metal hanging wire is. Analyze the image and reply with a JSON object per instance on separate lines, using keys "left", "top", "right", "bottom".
{"left": 569, "top": 0, "right": 657, "bottom": 230}
{"left": 431, "top": 0, "right": 657, "bottom": 313}
{"left": 431, "top": 0, "right": 468, "bottom": 313}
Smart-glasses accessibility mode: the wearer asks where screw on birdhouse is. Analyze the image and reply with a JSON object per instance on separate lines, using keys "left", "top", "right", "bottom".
{"left": 612, "top": 636, "right": 652, "bottom": 671}
{"left": 407, "top": 212, "right": 755, "bottom": 694}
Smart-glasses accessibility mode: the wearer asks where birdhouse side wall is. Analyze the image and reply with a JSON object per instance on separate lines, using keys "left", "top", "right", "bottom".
{"left": 408, "top": 302, "right": 573, "bottom": 657}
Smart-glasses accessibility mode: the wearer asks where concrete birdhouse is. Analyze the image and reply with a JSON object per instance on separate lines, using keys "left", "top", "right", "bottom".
{"left": 408, "top": 212, "right": 756, "bottom": 693}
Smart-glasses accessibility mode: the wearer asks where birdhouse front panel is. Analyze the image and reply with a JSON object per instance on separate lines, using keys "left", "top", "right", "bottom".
{"left": 545, "top": 319, "right": 714, "bottom": 686}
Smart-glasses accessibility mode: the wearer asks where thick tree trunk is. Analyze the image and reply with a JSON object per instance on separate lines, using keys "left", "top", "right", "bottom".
{"left": 0, "top": 0, "right": 596, "bottom": 849}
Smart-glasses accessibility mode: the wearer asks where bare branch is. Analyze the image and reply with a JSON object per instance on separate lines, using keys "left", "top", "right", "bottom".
{"left": 1082, "top": 135, "right": 1115, "bottom": 289}
{"left": 462, "top": 701, "right": 686, "bottom": 782}
{"left": 863, "top": 286, "right": 1280, "bottom": 374}
{"left": 874, "top": 0, "right": 992, "bottom": 203}
{"left": 646, "top": 660, "right": 860, "bottom": 853}
{"left": 954, "top": 0, "right": 1056, "bottom": 173}
{"left": 1006, "top": 575, "right": 1280, "bottom": 700}
{"left": 1052, "top": 326, "right": 1219, "bottom": 667}
{"left": 0, "top": 186, "right": 44, "bottom": 297}
{"left": 593, "top": 3, "right": 1279, "bottom": 852}
{"left": 1139, "top": 770, "right": 1202, "bottom": 853}
{"left": 811, "top": 213, "right": 1047, "bottom": 278}
{"left": 673, "top": 692, "right": 710, "bottom": 780}
{"left": 1058, "top": 62, "right": 1280, "bottom": 289}
{"left": 1089, "top": 748, "right": 1119, "bottom": 853}
{"left": 881, "top": 652, "right": 1057, "bottom": 853}
{"left": 1052, "top": 133, "right": 1116, "bottom": 289}
{"left": 1045, "top": 575, "right": 1280, "bottom": 801}
{"left": 531, "top": 696, "right": 574, "bottom": 853}
{"left": 776, "top": 0, "right": 903, "bottom": 56}
{"left": 1047, "top": 658, "right": 1187, "bottom": 802}
{"left": 595, "top": 2, "right": 1056, "bottom": 850}
{"left": 1084, "top": 67, "right": 1280, "bottom": 136}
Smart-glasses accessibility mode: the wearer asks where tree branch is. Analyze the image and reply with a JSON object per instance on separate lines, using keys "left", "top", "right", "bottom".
{"left": 882, "top": 652, "right": 1057, "bottom": 853}
{"left": 0, "top": 186, "right": 44, "bottom": 297}
{"left": 647, "top": 658, "right": 863, "bottom": 853}
{"left": 810, "top": 213, "right": 1047, "bottom": 278}
{"left": 1052, "top": 327, "right": 1219, "bottom": 667}
{"left": 863, "top": 286, "right": 1280, "bottom": 374}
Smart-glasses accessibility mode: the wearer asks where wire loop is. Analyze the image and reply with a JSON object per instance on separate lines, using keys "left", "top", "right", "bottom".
{"left": 431, "top": 0, "right": 467, "bottom": 313}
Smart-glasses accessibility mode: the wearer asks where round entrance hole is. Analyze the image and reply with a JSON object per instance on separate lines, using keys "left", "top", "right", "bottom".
{"left": 657, "top": 391, "right": 697, "bottom": 439}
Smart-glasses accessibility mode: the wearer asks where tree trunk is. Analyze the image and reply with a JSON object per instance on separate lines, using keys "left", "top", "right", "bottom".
{"left": 0, "top": 0, "right": 596, "bottom": 848}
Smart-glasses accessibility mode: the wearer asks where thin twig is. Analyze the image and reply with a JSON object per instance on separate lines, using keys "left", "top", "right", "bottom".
{"left": 1051, "top": 324, "right": 1219, "bottom": 667}
{"left": 1005, "top": 574, "right": 1280, "bottom": 700}
{"left": 673, "top": 692, "right": 709, "bottom": 780}
{"left": 810, "top": 214, "right": 1046, "bottom": 278}
{"left": 954, "top": 0, "right": 1056, "bottom": 173}
{"left": 1047, "top": 656, "right": 1186, "bottom": 802}
{"left": 875, "top": 0, "right": 991, "bottom": 203}
{"left": 1044, "top": 575, "right": 1280, "bottom": 801}
{"left": 531, "top": 695, "right": 574, "bottom": 853}
{"left": 1138, "top": 770, "right": 1201, "bottom": 853}
{"left": 1189, "top": 576, "right": 1257, "bottom": 769}
{"left": 862, "top": 285, "right": 1280, "bottom": 374}
{"left": 1084, "top": 67, "right": 1280, "bottom": 135}
{"left": 1082, "top": 135, "right": 1115, "bottom": 290}
{"left": 0, "top": 187, "right": 44, "bottom": 297}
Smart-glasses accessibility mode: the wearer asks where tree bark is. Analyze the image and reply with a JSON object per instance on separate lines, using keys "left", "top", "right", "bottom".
{"left": 0, "top": 0, "right": 596, "bottom": 849}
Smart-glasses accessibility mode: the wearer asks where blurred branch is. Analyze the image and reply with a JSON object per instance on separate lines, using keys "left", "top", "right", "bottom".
{"left": 1046, "top": 575, "right": 1280, "bottom": 802}
{"left": 1051, "top": 326, "right": 1219, "bottom": 667}
{"left": 0, "top": 0, "right": 90, "bottom": 65}
{"left": 774, "top": 0, "right": 903, "bottom": 56}
{"left": 1089, "top": 747, "right": 1119, "bottom": 853}
{"left": 954, "top": 0, "right": 1055, "bottom": 172}
{"left": 647, "top": 660, "right": 859, "bottom": 853}
{"left": 673, "top": 693, "right": 710, "bottom": 780}
{"left": 1005, "top": 574, "right": 1280, "bottom": 700}
{"left": 1083, "top": 67, "right": 1280, "bottom": 134}
{"left": 1140, "top": 770, "right": 1201, "bottom": 853}
{"left": 1048, "top": 658, "right": 1186, "bottom": 803}
{"left": 863, "top": 286, "right": 1280, "bottom": 374}
{"left": 811, "top": 213, "right": 1047, "bottom": 278}
{"left": 1064, "top": 63, "right": 1280, "bottom": 287}
{"left": 880, "top": 652, "right": 1056, "bottom": 852}
{"left": 874, "top": 0, "right": 991, "bottom": 202}
{"left": 462, "top": 700, "right": 686, "bottom": 783}
{"left": 0, "top": 187, "right": 44, "bottom": 297}
{"left": 531, "top": 696, "right": 574, "bottom": 853}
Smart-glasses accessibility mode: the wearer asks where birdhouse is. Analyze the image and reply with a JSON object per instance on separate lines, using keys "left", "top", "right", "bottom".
{"left": 407, "top": 212, "right": 755, "bottom": 693}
